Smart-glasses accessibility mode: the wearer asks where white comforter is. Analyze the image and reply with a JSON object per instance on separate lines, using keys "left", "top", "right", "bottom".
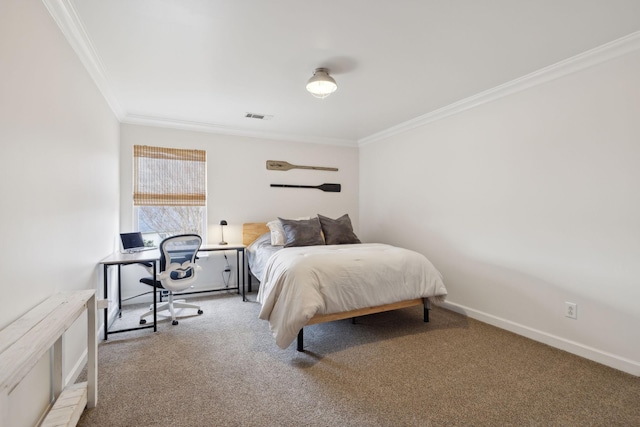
{"left": 257, "top": 243, "right": 447, "bottom": 348}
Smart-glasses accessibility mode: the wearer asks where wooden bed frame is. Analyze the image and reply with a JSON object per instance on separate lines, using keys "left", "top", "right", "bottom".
{"left": 242, "top": 222, "right": 430, "bottom": 351}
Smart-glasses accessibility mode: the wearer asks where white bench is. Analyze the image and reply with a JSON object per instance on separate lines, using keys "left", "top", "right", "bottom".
{"left": 0, "top": 291, "right": 97, "bottom": 427}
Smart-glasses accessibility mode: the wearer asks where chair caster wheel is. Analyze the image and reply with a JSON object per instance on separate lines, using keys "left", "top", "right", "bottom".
{"left": 198, "top": 310, "right": 203, "bottom": 315}
{"left": 140, "top": 319, "right": 147, "bottom": 325}
{"left": 172, "top": 320, "right": 179, "bottom": 325}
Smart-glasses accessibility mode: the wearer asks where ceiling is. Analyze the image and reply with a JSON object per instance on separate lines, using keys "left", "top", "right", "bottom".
{"left": 49, "top": 1, "right": 640, "bottom": 146}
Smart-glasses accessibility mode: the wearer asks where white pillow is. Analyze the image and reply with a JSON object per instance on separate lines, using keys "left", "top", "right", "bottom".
{"left": 266, "top": 220, "right": 285, "bottom": 246}
{"left": 267, "top": 217, "right": 310, "bottom": 246}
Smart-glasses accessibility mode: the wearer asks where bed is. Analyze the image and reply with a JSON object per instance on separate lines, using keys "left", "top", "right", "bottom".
{"left": 243, "top": 219, "right": 447, "bottom": 351}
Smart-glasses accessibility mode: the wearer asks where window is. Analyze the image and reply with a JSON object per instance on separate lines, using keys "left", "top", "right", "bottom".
{"left": 133, "top": 145, "right": 206, "bottom": 243}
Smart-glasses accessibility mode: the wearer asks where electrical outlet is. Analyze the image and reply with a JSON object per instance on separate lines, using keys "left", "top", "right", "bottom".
{"left": 565, "top": 302, "right": 577, "bottom": 319}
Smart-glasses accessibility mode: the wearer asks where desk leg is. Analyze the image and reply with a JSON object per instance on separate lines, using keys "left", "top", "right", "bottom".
{"left": 241, "top": 249, "right": 246, "bottom": 301}
{"left": 153, "top": 261, "right": 157, "bottom": 332}
{"left": 103, "top": 264, "right": 109, "bottom": 341}
{"left": 236, "top": 250, "right": 240, "bottom": 297}
{"left": 117, "top": 264, "right": 122, "bottom": 318}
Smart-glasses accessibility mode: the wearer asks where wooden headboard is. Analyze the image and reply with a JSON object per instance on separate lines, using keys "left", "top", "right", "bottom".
{"left": 243, "top": 222, "right": 269, "bottom": 246}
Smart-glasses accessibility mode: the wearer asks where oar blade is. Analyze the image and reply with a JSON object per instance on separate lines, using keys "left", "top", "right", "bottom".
{"left": 266, "top": 160, "right": 294, "bottom": 171}
{"left": 318, "top": 183, "right": 341, "bottom": 192}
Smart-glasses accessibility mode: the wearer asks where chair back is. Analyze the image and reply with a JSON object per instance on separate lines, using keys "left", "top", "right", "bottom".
{"left": 158, "top": 234, "right": 202, "bottom": 292}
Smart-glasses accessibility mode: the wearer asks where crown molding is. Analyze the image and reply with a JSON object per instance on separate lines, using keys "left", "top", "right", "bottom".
{"left": 44, "top": 1, "right": 640, "bottom": 149}
{"left": 42, "top": 0, "right": 125, "bottom": 120}
{"left": 44, "top": 0, "right": 356, "bottom": 147}
{"left": 358, "top": 31, "right": 640, "bottom": 147}
{"left": 122, "top": 114, "right": 358, "bottom": 147}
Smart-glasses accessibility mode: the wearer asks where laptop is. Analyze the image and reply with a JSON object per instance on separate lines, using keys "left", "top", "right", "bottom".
{"left": 120, "top": 232, "right": 156, "bottom": 253}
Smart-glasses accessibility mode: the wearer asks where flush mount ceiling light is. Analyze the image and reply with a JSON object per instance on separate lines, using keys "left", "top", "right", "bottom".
{"left": 306, "top": 68, "right": 337, "bottom": 99}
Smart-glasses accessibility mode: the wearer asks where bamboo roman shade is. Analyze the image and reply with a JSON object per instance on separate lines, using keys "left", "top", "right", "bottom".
{"left": 133, "top": 145, "right": 206, "bottom": 206}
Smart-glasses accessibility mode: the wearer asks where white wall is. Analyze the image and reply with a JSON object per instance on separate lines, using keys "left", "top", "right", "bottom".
{"left": 359, "top": 48, "right": 640, "bottom": 375}
{"left": 0, "top": 1, "right": 120, "bottom": 425}
{"left": 118, "top": 123, "right": 359, "bottom": 300}
{"left": 3, "top": 7, "right": 635, "bottom": 427}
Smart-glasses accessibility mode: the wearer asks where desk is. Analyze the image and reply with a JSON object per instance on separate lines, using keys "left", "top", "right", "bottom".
{"left": 99, "top": 244, "right": 245, "bottom": 340}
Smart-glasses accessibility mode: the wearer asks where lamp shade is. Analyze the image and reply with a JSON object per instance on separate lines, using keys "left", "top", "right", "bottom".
{"left": 219, "top": 220, "right": 227, "bottom": 226}
{"left": 306, "top": 68, "right": 337, "bottom": 99}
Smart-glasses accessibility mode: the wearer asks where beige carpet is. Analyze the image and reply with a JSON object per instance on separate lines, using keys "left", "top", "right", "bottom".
{"left": 77, "top": 292, "right": 639, "bottom": 426}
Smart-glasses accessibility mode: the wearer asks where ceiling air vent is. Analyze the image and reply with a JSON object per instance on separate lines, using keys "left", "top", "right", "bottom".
{"left": 245, "top": 112, "right": 273, "bottom": 120}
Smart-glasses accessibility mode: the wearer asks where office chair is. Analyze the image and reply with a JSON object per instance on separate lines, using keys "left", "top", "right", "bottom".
{"left": 139, "top": 234, "right": 204, "bottom": 326}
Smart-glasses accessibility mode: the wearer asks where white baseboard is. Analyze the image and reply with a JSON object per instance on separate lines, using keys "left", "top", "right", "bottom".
{"left": 440, "top": 301, "right": 640, "bottom": 377}
{"left": 66, "top": 349, "right": 88, "bottom": 386}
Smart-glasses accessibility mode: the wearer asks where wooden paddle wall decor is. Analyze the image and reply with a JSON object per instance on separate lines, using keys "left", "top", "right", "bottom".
{"left": 270, "top": 183, "right": 341, "bottom": 192}
{"left": 266, "top": 160, "right": 338, "bottom": 172}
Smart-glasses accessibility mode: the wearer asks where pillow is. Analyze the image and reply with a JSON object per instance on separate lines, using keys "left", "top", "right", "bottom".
{"left": 318, "top": 214, "right": 361, "bottom": 245}
{"left": 267, "top": 216, "right": 310, "bottom": 246}
{"left": 266, "top": 220, "right": 286, "bottom": 246}
{"left": 279, "top": 217, "right": 324, "bottom": 247}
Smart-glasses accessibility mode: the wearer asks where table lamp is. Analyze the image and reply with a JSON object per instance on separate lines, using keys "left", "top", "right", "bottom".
{"left": 219, "top": 220, "right": 228, "bottom": 245}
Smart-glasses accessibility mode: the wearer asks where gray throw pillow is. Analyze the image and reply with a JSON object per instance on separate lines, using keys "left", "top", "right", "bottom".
{"left": 318, "top": 214, "right": 361, "bottom": 245}
{"left": 279, "top": 217, "right": 325, "bottom": 247}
